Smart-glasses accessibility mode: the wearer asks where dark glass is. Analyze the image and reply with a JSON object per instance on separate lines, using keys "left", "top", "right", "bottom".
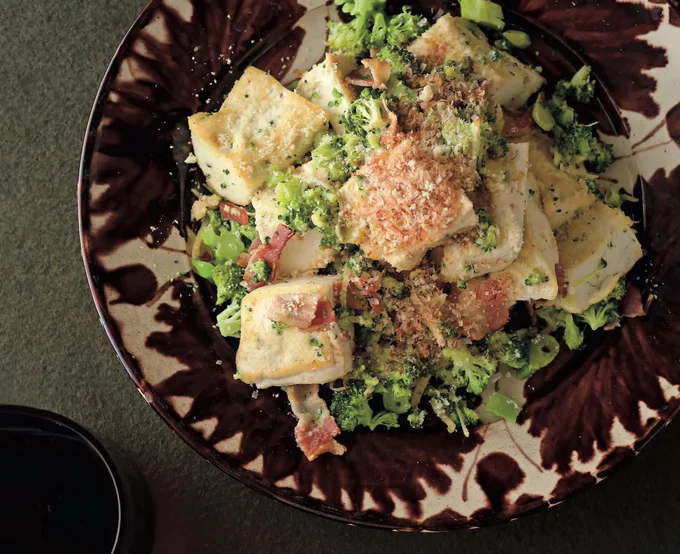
{"left": 0, "top": 406, "right": 154, "bottom": 554}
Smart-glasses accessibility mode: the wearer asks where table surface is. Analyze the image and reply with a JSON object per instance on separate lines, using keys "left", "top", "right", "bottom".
{"left": 1, "top": 1, "right": 679, "bottom": 552}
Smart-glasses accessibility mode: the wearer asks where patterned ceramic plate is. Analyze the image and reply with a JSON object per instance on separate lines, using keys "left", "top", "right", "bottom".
{"left": 78, "top": 0, "right": 680, "bottom": 529}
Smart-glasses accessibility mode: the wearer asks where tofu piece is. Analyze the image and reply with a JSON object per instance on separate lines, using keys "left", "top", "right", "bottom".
{"left": 188, "top": 67, "right": 329, "bottom": 205}
{"left": 236, "top": 276, "right": 353, "bottom": 388}
{"left": 296, "top": 53, "right": 358, "bottom": 135}
{"left": 408, "top": 15, "right": 544, "bottom": 109}
{"left": 337, "top": 138, "right": 478, "bottom": 271}
{"left": 529, "top": 134, "right": 596, "bottom": 230}
{"left": 440, "top": 143, "right": 529, "bottom": 282}
{"left": 500, "top": 196, "right": 559, "bottom": 302}
{"left": 553, "top": 201, "right": 642, "bottom": 313}
{"left": 251, "top": 187, "right": 336, "bottom": 277}
{"left": 475, "top": 55, "right": 545, "bottom": 110}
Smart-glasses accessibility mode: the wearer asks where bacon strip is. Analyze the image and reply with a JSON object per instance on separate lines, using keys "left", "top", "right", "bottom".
{"left": 449, "top": 274, "right": 513, "bottom": 341}
{"left": 244, "top": 224, "right": 294, "bottom": 290}
{"left": 267, "top": 293, "right": 321, "bottom": 329}
{"left": 349, "top": 277, "right": 382, "bottom": 314}
{"left": 309, "top": 298, "right": 336, "bottom": 327}
{"left": 219, "top": 202, "right": 249, "bottom": 225}
{"left": 287, "top": 385, "right": 345, "bottom": 461}
{"left": 503, "top": 110, "right": 534, "bottom": 140}
{"left": 622, "top": 282, "right": 653, "bottom": 318}
{"left": 555, "top": 264, "right": 568, "bottom": 297}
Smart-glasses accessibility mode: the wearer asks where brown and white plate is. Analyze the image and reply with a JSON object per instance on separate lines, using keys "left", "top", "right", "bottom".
{"left": 78, "top": 0, "right": 680, "bottom": 530}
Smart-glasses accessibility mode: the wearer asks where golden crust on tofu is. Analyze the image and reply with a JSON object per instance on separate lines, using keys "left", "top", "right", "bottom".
{"left": 409, "top": 15, "right": 488, "bottom": 65}
{"left": 501, "top": 196, "right": 559, "bottom": 302}
{"left": 188, "top": 67, "right": 329, "bottom": 205}
{"left": 338, "top": 138, "right": 478, "bottom": 271}
{"left": 408, "top": 15, "right": 544, "bottom": 109}
{"left": 296, "top": 53, "right": 358, "bottom": 135}
{"left": 439, "top": 142, "right": 529, "bottom": 282}
{"left": 529, "top": 133, "right": 596, "bottom": 230}
{"left": 554, "top": 201, "right": 642, "bottom": 313}
{"left": 236, "top": 276, "right": 353, "bottom": 388}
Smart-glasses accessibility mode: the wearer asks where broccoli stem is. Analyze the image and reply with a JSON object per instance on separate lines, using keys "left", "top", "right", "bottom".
{"left": 485, "top": 392, "right": 522, "bottom": 423}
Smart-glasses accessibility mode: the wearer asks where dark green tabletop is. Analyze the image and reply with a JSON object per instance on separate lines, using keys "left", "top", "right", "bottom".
{"left": 1, "top": 1, "right": 679, "bottom": 552}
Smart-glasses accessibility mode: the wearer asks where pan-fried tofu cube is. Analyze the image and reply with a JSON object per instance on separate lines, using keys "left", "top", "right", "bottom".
{"left": 251, "top": 186, "right": 336, "bottom": 277}
{"left": 337, "top": 137, "right": 478, "bottom": 271}
{"left": 553, "top": 201, "right": 642, "bottom": 313}
{"left": 296, "top": 53, "right": 358, "bottom": 134}
{"left": 500, "top": 196, "right": 559, "bottom": 302}
{"left": 236, "top": 276, "right": 353, "bottom": 388}
{"left": 188, "top": 67, "right": 329, "bottom": 205}
{"left": 439, "top": 143, "right": 529, "bottom": 282}
{"left": 408, "top": 15, "right": 544, "bottom": 109}
{"left": 529, "top": 134, "right": 596, "bottom": 230}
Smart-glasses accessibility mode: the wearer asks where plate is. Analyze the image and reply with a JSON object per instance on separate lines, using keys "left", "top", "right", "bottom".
{"left": 78, "top": 0, "right": 680, "bottom": 530}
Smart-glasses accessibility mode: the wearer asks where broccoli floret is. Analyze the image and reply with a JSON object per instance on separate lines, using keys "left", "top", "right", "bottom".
{"left": 328, "top": 0, "right": 388, "bottom": 56}
{"left": 577, "top": 280, "right": 625, "bottom": 330}
{"left": 384, "top": 76, "right": 416, "bottom": 102}
{"left": 330, "top": 383, "right": 400, "bottom": 431}
{"left": 371, "top": 354, "right": 428, "bottom": 414}
{"left": 485, "top": 330, "right": 530, "bottom": 370}
{"left": 486, "top": 136, "right": 509, "bottom": 159}
{"left": 344, "top": 249, "right": 375, "bottom": 275}
{"left": 536, "top": 306, "right": 584, "bottom": 350}
{"left": 586, "top": 178, "right": 601, "bottom": 195}
{"left": 378, "top": 380, "right": 412, "bottom": 414}
{"left": 475, "top": 209, "right": 498, "bottom": 252}
{"left": 440, "top": 118, "right": 482, "bottom": 158}
{"left": 385, "top": 7, "right": 428, "bottom": 47}
{"left": 330, "top": 384, "right": 374, "bottom": 431}
{"left": 368, "top": 411, "right": 400, "bottom": 430}
{"left": 200, "top": 210, "right": 245, "bottom": 263}
{"left": 439, "top": 346, "right": 497, "bottom": 395}
{"left": 427, "top": 387, "right": 479, "bottom": 436}
{"left": 550, "top": 122, "right": 614, "bottom": 174}
{"left": 269, "top": 170, "right": 340, "bottom": 247}
{"left": 340, "top": 88, "right": 390, "bottom": 149}
{"left": 335, "top": 305, "right": 378, "bottom": 333}
{"left": 249, "top": 259, "right": 272, "bottom": 284}
{"left": 603, "top": 186, "right": 639, "bottom": 209}
{"left": 554, "top": 65, "right": 596, "bottom": 104}
{"left": 537, "top": 65, "right": 613, "bottom": 174}
{"left": 216, "top": 299, "right": 242, "bottom": 338}
{"left": 381, "top": 276, "right": 407, "bottom": 298}
{"left": 212, "top": 261, "right": 245, "bottom": 305}
{"left": 377, "top": 45, "right": 418, "bottom": 78}
{"left": 227, "top": 208, "right": 257, "bottom": 247}
{"left": 485, "top": 329, "right": 560, "bottom": 379}
{"left": 311, "top": 134, "right": 360, "bottom": 183}
{"left": 328, "top": 2, "right": 426, "bottom": 56}
{"left": 436, "top": 57, "right": 473, "bottom": 81}
{"left": 407, "top": 408, "right": 427, "bottom": 429}
{"left": 585, "top": 178, "right": 638, "bottom": 208}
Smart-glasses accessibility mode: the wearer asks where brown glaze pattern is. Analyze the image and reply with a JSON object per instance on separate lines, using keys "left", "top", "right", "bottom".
{"left": 78, "top": 0, "right": 680, "bottom": 530}
{"left": 506, "top": 0, "right": 668, "bottom": 118}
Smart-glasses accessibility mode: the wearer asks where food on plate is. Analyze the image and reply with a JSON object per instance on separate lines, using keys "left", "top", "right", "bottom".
{"left": 186, "top": 0, "right": 645, "bottom": 460}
